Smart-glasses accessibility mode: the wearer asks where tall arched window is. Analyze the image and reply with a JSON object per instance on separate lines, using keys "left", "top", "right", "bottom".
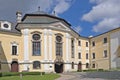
{"left": 71, "top": 39, "right": 74, "bottom": 58}
{"left": 56, "top": 35, "right": 62, "bottom": 56}
{"left": 33, "top": 61, "right": 41, "bottom": 69}
{"left": 32, "top": 34, "right": 41, "bottom": 56}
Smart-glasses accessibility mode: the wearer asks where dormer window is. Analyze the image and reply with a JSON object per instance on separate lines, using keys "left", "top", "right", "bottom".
{"left": 3, "top": 24, "right": 9, "bottom": 28}
{"left": 1, "top": 21, "right": 11, "bottom": 30}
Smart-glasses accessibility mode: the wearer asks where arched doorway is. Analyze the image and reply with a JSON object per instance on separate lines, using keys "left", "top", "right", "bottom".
{"left": 78, "top": 62, "right": 82, "bottom": 71}
{"left": 54, "top": 62, "right": 64, "bottom": 73}
{"left": 11, "top": 61, "right": 19, "bottom": 72}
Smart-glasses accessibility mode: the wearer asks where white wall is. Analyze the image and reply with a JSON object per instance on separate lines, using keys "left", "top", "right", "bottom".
{"left": 110, "top": 30, "right": 120, "bottom": 68}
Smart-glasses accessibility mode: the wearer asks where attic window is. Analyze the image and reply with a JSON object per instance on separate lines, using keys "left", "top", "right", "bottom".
{"left": 3, "top": 24, "right": 9, "bottom": 28}
{"left": 1, "top": 21, "right": 11, "bottom": 30}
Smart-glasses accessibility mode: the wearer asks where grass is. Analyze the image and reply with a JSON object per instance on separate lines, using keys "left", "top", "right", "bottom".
{"left": 0, "top": 74, "right": 60, "bottom": 80}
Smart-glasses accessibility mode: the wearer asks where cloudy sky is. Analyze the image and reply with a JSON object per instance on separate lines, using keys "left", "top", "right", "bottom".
{"left": 0, "top": 0, "right": 120, "bottom": 37}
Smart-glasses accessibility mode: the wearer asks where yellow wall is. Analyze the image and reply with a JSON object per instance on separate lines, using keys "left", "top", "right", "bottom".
{"left": 90, "top": 33, "right": 110, "bottom": 70}
{"left": 0, "top": 32, "right": 22, "bottom": 72}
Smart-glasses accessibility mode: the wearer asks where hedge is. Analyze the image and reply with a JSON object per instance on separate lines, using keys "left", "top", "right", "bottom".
{"left": 78, "top": 69, "right": 104, "bottom": 72}
{"left": 0, "top": 72, "right": 45, "bottom": 77}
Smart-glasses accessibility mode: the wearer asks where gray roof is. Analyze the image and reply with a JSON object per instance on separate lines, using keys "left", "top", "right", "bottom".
{"left": 23, "top": 15, "right": 60, "bottom": 24}
{"left": 31, "top": 11, "right": 48, "bottom": 15}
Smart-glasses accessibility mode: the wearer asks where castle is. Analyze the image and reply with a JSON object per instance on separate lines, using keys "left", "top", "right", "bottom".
{"left": 0, "top": 10, "right": 120, "bottom": 73}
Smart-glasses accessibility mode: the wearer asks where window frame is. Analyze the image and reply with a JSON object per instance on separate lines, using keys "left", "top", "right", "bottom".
{"left": 92, "top": 53, "right": 95, "bottom": 59}
{"left": 12, "top": 45, "right": 17, "bottom": 55}
{"left": 86, "top": 53, "right": 89, "bottom": 59}
{"left": 33, "top": 61, "right": 41, "bottom": 69}
{"left": 78, "top": 41, "right": 81, "bottom": 46}
{"left": 71, "top": 39, "right": 75, "bottom": 58}
{"left": 32, "top": 33, "right": 41, "bottom": 56}
{"left": 92, "top": 41, "right": 95, "bottom": 47}
{"left": 103, "top": 37, "right": 107, "bottom": 43}
{"left": 56, "top": 35, "right": 63, "bottom": 57}
{"left": 11, "top": 42, "right": 18, "bottom": 55}
{"left": 103, "top": 50, "right": 107, "bottom": 58}
{"left": 78, "top": 53, "right": 81, "bottom": 59}
{"left": 86, "top": 42, "right": 88, "bottom": 47}
{"left": 32, "top": 41, "right": 41, "bottom": 56}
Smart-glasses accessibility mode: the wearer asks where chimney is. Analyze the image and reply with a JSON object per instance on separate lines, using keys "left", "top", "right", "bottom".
{"left": 16, "top": 11, "right": 22, "bottom": 23}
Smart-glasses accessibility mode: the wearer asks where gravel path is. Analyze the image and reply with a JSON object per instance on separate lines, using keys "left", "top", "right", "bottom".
{"left": 55, "top": 74, "right": 75, "bottom": 80}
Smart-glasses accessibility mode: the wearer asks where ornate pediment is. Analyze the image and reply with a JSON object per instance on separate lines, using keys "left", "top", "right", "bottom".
{"left": 55, "top": 56, "right": 64, "bottom": 63}
{"left": 50, "top": 22, "right": 71, "bottom": 31}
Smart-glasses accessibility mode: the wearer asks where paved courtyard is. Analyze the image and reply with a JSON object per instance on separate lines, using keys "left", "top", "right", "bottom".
{"left": 56, "top": 71, "right": 120, "bottom": 80}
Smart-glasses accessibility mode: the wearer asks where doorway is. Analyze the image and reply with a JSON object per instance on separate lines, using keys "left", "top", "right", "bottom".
{"left": 54, "top": 62, "right": 63, "bottom": 73}
{"left": 78, "top": 62, "right": 82, "bottom": 71}
{"left": 11, "top": 61, "right": 19, "bottom": 72}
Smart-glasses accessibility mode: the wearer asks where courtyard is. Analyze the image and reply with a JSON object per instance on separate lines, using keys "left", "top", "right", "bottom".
{"left": 56, "top": 71, "right": 120, "bottom": 80}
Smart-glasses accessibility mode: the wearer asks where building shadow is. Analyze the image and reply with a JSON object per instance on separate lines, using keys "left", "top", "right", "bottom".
{"left": 0, "top": 41, "right": 10, "bottom": 72}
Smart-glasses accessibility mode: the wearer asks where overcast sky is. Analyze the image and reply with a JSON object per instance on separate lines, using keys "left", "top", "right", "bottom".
{"left": 0, "top": 0, "right": 120, "bottom": 36}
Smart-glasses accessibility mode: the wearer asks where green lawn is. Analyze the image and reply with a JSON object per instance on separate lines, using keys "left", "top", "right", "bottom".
{"left": 0, "top": 74, "right": 60, "bottom": 80}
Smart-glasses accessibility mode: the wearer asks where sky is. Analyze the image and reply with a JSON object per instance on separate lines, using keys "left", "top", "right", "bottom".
{"left": 0, "top": 0, "right": 120, "bottom": 37}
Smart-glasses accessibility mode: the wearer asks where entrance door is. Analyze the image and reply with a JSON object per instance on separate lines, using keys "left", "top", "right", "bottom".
{"left": 78, "top": 62, "right": 82, "bottom": 71}
{"left": 11, "top": 61, "right": 19, "bottom": 72}
{"left": 55, "top": 63, "right": 63, "bottom": 73}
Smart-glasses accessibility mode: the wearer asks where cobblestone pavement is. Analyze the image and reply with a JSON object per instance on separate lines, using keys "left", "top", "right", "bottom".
{"left": 56, "top": 71, "right": 120, "bottom": 80}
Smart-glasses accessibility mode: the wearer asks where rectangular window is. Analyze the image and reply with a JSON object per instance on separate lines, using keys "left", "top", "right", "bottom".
{"left": 92, "top": 53, "right": 95, "bottom": 59}
{"left": 71, "top": 39, "right": 74, "bottom": 58}
{"left": 78, "top": 53, "right": 81, "bottom": 59}
{"left": 104, "top": 37, "right": 107, "bottom": 43}
{"left": 33, "top": 61, "right": 41, "bottom": 69}
{"left": 92, "top": 41, "right": 95, "bottom": 46}
{"left": 56, "top": 43, "right": 62, "bottom": 56}
{"left": 86, "top": 53, "right": 88, "bottom": 59}
{"left": 12, "top": 46, "right": 17, "bottom": 55}
{"left": 32, "top": 42, "right": 41, "bottom": 56}
{"left": 86, "top": 42, "right": 88, "bottom": 47}
{"left": 78, "top": 41, "right": 81, "bottom": 46}
{"left": 104, "top": 50, "right": 107, "bottom": 58}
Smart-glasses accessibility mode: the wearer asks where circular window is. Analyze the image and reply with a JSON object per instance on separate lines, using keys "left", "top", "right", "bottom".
{"left": 3, "top": 24, "right": 9, "bottom": 28}
{"left": 56, "top": 36, "right": 62, "bottom": 42}
{"left": 32, "top": 34, "right": 40, "bottom": 40}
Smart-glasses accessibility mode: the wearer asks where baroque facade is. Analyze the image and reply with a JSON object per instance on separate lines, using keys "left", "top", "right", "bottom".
{"left": 0, "top": 11, "right": 120, "bottom": 73}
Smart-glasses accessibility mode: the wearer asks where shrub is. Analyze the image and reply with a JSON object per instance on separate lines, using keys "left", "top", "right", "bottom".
{"left": 98, "top": 69, "right": 104, "bottom": 71}
{"left": 22, "top": 72, "right": 45, "bottom": 76}
{"left": 2, "top": 72, "right": 20, "bottom": 76}
{"left": 1, "top": 72, "right": 45, "bottom": 77}
{"left": 0, "top": 72, "right": 2, "bottom": 77}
